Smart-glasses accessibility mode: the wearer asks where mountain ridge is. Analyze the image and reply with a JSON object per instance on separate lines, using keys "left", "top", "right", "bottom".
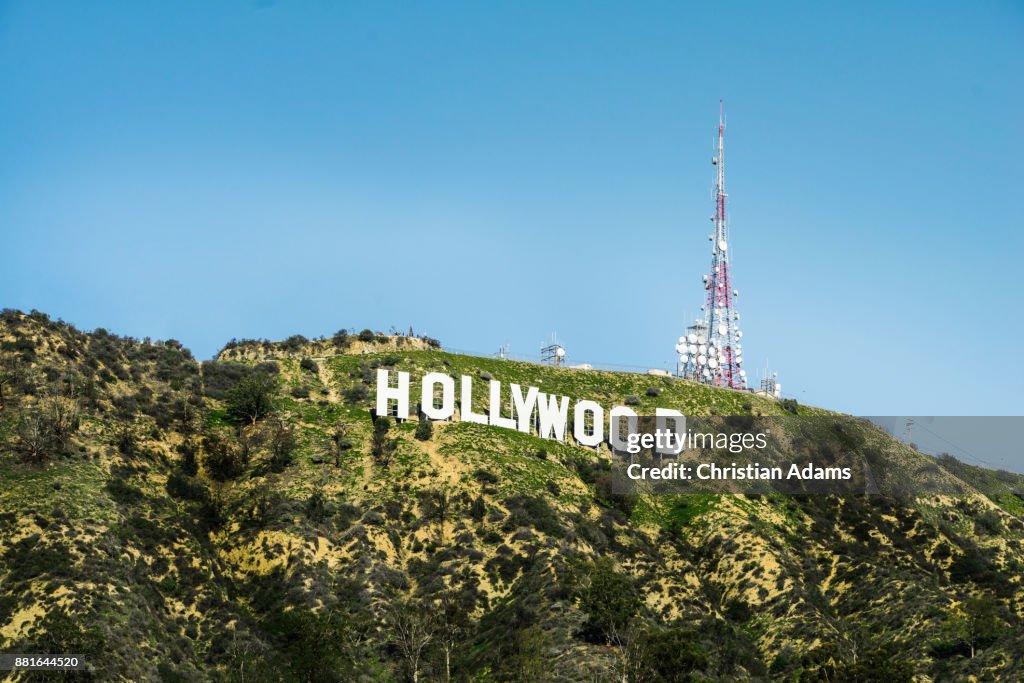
{"left": 1, "top": 308, "right": 1022, "bottom": 682}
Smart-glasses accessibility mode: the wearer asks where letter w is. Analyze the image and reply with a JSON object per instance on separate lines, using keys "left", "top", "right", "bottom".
{"left": 536, "top": 392, "right": 569, "bottom": 442}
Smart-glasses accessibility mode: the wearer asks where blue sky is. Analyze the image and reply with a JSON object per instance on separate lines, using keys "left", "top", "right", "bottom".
{"left": 2, "top": 1, "right": 1022, "bottom": 416}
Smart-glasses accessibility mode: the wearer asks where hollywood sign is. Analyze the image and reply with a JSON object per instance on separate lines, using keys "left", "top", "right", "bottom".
{"left": 375, "top": 369, "right": 688, "bottom": 455}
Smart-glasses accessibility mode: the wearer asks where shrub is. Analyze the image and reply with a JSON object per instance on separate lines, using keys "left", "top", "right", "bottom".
{"left": 281, "top": 335, "right": 308, "bottom": 352}
{"left": 299, "top": 358, "right": 317, "bottom": 373}
{"left": 505, "top": 495, "right": 563, "bottom": 537}
{"left": 267, "top": 420, "right": 299, "bottom": 473}
{"left": 201, "top": 361, "right": 278, "bottom": 400}
{"left": 636, "top": 626, "right": 709, "bottom": 679}
{"left": 473, "top": 469, "right": 499, "bottom": 485}
{"left": 343, "top": 384, "right": 369, "bottom": 405}
{"left": 594, "top": 471, "right": 637, "bottom": 517}
{"left": 780, "top": 398, "right": 799, "bottom": 414}
{"left": 469, "top": 496, "right": 487, "bottom": 522}
{"left": 332, "top": 329, "right": 350, "bottom": 348}
{"left": 975, "top": 509, "right": 1003, "bottom": 535}
{"left": 624, "top": 395, "right": 641, "bottom": 406}
{"left": 178, "top": 439, "right": 199, "bottom": 476}
{"left": 415, "top": 418, "right": 433, "bottom": 441}
{"left": 165, "top": 471, "right": 208, "bottom": 502}
{"left": 371, "top": 417, "right": 397, "bottom": 467}
{"left": 354, "top": 361, "right": 372, "bottom": 382}
{"left": 358, "top": 329, "right": 375, "bottom": 342}
{"left": 305, "top": 487, "right": 328, "bottom": 522}
{"left": 201, "top": 434, "right": 247, "bottom": 481}
{"left": 645, "top": 386, "right": 661, "bottom": 397}
{"left": 105, "top": 477, "right": 144, "bottom": 505}
{"left": 114, "top": 420, "right": 137, "bottom": 455}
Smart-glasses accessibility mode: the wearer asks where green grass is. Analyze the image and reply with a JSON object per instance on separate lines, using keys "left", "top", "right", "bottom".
{"left": 0, "top": 457, "right": 117, "bottom": 523}
{"left": 665, "top": 494, "right": 719, "bottom": 528}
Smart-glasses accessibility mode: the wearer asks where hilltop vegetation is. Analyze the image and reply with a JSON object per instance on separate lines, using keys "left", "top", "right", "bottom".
{"left": 1, "top": 309, "right": 1023, "bottom": 681}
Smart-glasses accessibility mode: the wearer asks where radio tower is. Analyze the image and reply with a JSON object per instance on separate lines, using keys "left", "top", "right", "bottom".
{"left": 676, "top": 102, "right": 747, "bottom": 389}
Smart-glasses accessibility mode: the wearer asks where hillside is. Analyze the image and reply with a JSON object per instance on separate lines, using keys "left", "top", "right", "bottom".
{"left": 1, "top": 309, "right": 1023, "bottom": 682}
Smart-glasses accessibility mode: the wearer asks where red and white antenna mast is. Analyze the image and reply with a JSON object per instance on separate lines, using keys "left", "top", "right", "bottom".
{"left": 676, "top": 101, "right": 747, "bottom": 389}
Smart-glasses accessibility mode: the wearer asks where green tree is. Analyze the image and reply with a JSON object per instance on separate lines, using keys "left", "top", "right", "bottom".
{"left": 571, "top": 557, "right": 641, "bottom": 645}
{"left": 420, "top": 486, "right": 452, "bottom": 544}
{"left": 946, "top": 595, "right": 1006, "bottom": 659}
{"left": 504, "top": 624, "right": 549, "bottom": 682}
{"left": 226, "top": 373, "right": 276, "bottom": 424}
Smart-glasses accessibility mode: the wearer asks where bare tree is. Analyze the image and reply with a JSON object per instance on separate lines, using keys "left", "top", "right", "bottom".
{"left": 387, "top": 598, "right": 436, "bottom": 683}
{"left": 608, "top": 622, "right": 648, "bottom": 683}
{"left": 15, "top": 389, "right": 79, "bottom": 463}
{"left": 435, "top": 590, "right": 471, "bottom": 683}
